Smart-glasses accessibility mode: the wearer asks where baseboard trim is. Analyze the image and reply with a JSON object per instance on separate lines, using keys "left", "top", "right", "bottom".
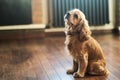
{"left": 0, "top": 25, "right": 116, "bottom": 39}
{"left": 0, "top": 24, "right": 45, "bottom": 30}
{"left": 45, "top": 26, "right": 114, "bottom": 37}
{"left": 0, "top": 24, "right": 46, "bottom": 39}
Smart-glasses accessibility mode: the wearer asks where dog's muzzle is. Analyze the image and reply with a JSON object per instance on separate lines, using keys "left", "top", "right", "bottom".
{"left": 65, "top": 12, "right": 70, "bottom": 19}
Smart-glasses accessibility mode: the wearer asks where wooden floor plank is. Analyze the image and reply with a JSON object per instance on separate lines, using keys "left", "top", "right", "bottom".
{"left": 37, "top": 46, "right": 61, "bottom": 80}
{"left": 26, "top": 41, "right": 50, "bottom": 80}
{"left": 33, "top": 52, "right": 50, "bottom": 80}
{"left": 43, "top": 39, "right": 74, "bottom": 80}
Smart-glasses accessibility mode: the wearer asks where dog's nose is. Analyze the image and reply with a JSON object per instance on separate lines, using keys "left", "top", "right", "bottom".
{"left": 67, "top": 12, "right": 70, "bottom": 16}
{"left": 65, "top": 12, "right": 70, "bottom": 19}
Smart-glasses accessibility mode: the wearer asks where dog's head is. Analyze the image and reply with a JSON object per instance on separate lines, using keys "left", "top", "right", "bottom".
{"left": 64, "top": 9, "right": 91, "bottom": 41}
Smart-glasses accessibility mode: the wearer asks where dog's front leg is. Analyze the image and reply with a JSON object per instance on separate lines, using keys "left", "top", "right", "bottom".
{"left": 67, "top": 60, "right": 78, "bottom": 74}
{"left": 73, "top": 53, "right": 88, "bottom": 78}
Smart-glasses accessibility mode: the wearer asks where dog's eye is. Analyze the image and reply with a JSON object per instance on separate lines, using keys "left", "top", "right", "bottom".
{"left": 74, "top": 14, "right": 78, "bottom": 19}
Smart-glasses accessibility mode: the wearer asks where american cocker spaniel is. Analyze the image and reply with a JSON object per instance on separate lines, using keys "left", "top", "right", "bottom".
{"left": 64, "top": 9, "right": 108, "bottom": 78}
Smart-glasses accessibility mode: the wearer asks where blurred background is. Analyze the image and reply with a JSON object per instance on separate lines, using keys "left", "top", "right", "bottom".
{"left": 0, "top": 0, "right": 119, "bottom": 38}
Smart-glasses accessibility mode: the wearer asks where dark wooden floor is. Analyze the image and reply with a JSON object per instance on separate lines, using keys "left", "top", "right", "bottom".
{"left": 0, "top": 34, "right": 120, "bottom": 80}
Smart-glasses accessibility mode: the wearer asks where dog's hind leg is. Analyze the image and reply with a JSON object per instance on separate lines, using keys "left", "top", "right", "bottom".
{"left": 67, "top": 60, "right": 78, "bottom": 74}
{"left": 88, "top": 61, "right": 108, "bottom": 76}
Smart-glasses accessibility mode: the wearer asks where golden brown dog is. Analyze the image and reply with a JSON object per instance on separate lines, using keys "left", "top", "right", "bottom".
{"left": 64, "top": 9, "right": 108, "bottom": 78}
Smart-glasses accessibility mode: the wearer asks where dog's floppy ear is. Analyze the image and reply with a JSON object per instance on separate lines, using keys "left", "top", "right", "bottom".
{"left": 77, "top": 20, "right": 91, "bottom": 42}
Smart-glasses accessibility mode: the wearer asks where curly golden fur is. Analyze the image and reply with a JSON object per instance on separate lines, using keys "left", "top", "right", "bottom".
{"left": 64, "top": 9, "right": 108, "bottom": 78}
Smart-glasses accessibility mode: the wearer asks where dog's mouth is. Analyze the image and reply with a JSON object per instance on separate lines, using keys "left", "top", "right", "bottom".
{"left": 65, "top": 21, "right": 79, "bottom": 35}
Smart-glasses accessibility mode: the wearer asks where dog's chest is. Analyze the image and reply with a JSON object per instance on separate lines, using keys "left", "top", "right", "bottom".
{"left": 65, "top": 36, "right": 86, "bottom": 58}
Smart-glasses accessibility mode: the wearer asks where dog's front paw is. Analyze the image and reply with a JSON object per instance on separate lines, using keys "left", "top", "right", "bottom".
{"left": 73, "top": 72, "right": 84, "bottom": 78}
{"left": 67, "top": 69, "right": 75, "bottom": 74}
